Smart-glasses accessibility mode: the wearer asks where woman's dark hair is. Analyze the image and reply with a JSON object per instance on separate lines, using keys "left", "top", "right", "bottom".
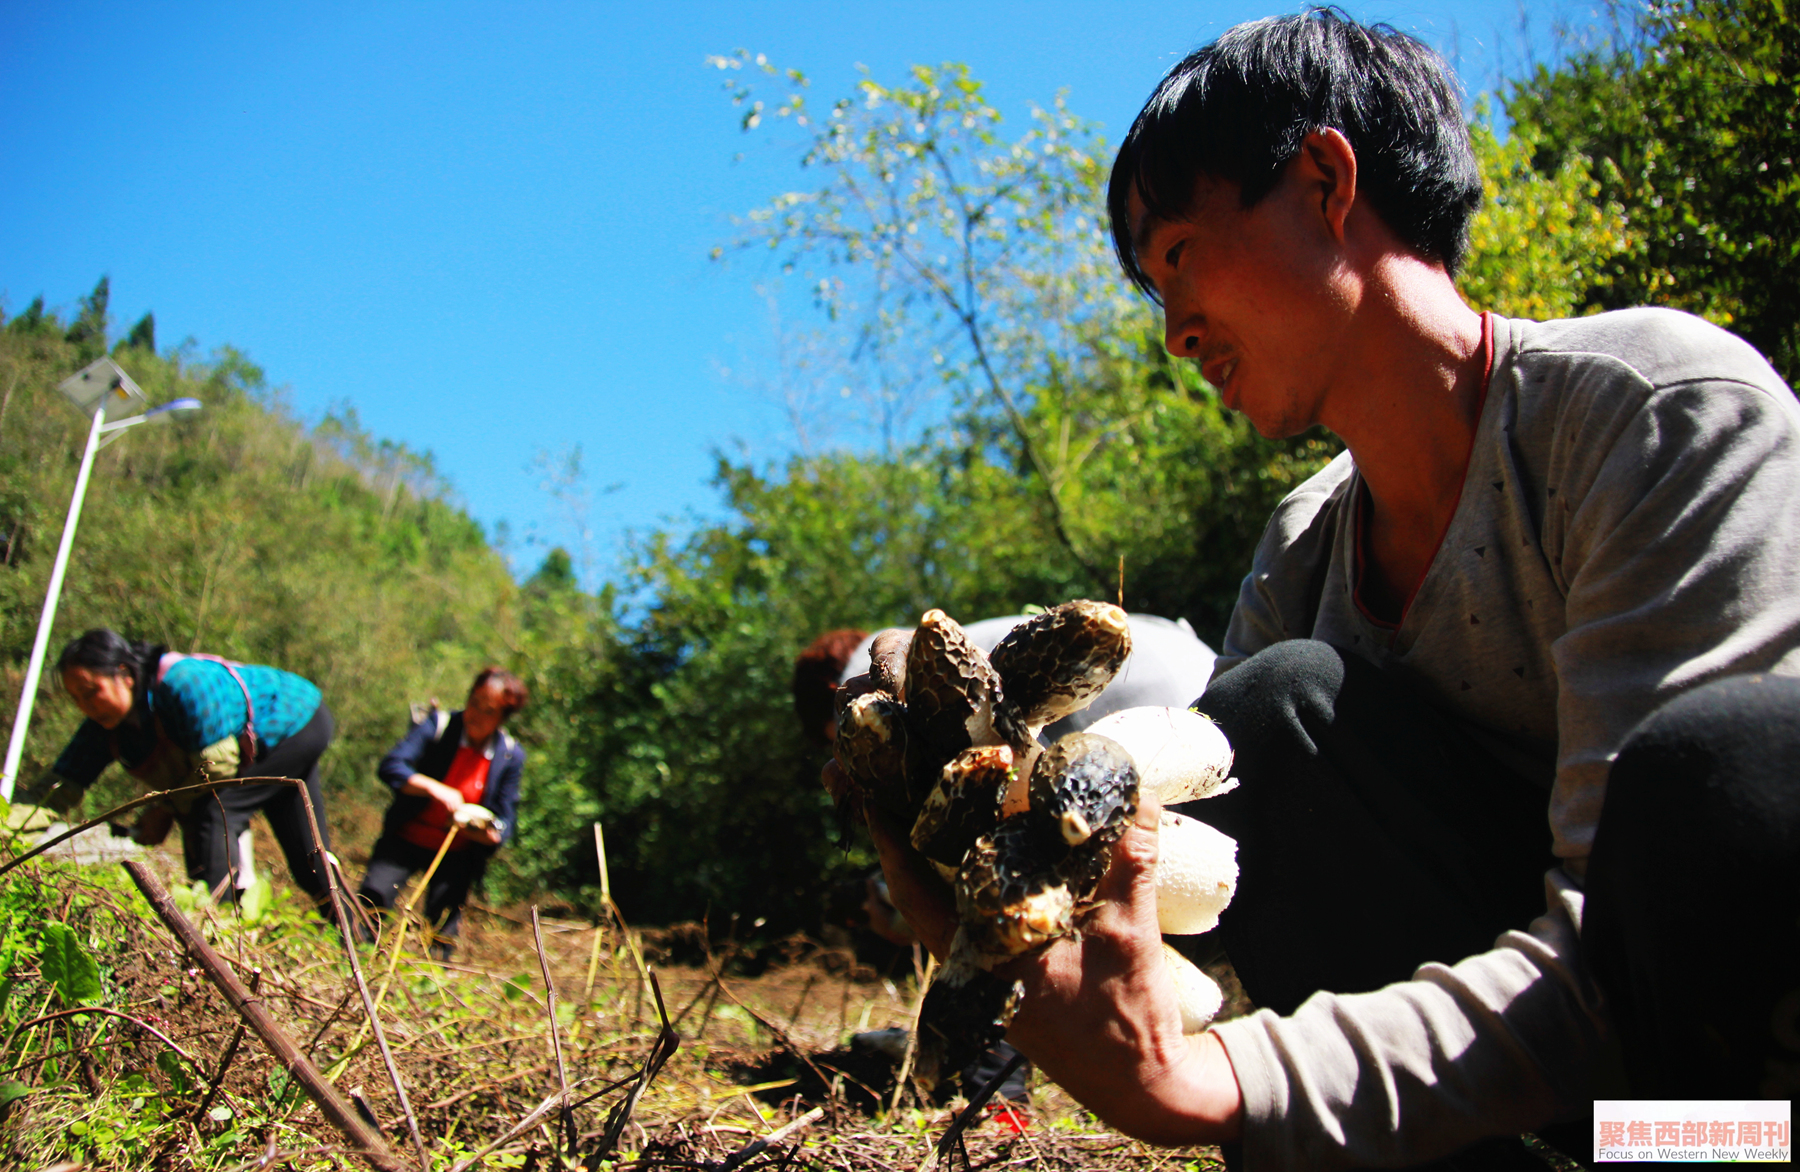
{"left": 56, "top": 628, "right": 163, "bottom": 712}
{"left": 470, "top": 666, "right": 528, "bottom": 718}
{"left": 1108, "top": 7, "right": 1482, "bottom": 297}
{"left": 793, "top": 629, "right": 869, "bottom": 746}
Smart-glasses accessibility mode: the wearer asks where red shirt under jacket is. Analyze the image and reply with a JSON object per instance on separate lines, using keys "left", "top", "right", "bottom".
{"left": 399, "top": 743, "right": 492, "bottom": 851}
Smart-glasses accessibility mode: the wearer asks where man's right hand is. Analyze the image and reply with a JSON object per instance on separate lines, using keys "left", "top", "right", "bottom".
{"left": 868, "top": 788, "right": 1245, "bottom": 1148}
{"left": 994, "top": 794, "right": 1244, "bottom": 1146}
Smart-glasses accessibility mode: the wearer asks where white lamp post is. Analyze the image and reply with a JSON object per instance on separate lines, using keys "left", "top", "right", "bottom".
{"left": 1, "top": 357, "right": 202, "bottom": 801}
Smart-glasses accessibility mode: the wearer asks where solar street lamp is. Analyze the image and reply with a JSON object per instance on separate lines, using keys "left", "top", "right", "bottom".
{"left": 1, "top": 357, "right": 202, "bottom": 800}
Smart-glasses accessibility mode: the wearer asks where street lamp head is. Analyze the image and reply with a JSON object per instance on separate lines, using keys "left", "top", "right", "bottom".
{"left": 56, "top": 357, "right": 148, "bottom": 420}
{"left": 144, "top": 397, "right": 203, "bottom": 420}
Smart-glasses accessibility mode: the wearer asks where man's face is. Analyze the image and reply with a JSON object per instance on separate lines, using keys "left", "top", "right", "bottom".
{"left": 1126, "top": 166, "right": 1351, "bottom": 438}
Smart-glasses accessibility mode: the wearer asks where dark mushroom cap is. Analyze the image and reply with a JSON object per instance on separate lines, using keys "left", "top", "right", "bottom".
{"left": 904, "top": 609, "right": 1023, "bottom": 762}
{"left": 956, "top": 816, "right": 1078, "bottom": 958}
{"left": 834, "top": 690, "right": 916, "bottom": 824}
{"left": 867, "top": 628, "right": 912, "bottom": 698}
{"left": 911, "top": 744, "right": 1014, "bottom": 868}
{"left": 989, "top": 600, "right": 1132, "bottom": 729}
{"left": 1027, "top": 732, "right": 1140, "bottom": 854}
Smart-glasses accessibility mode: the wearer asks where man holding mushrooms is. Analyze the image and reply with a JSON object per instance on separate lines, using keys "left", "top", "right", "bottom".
{"left": 863, "top": 10, "right": 1800, "bottom": 1170}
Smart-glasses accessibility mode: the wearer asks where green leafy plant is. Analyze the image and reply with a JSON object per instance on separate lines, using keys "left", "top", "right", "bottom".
{"left": 36, "top": 923, "right": 100, "bottom": 1006}
{"left": 1504, "top": 0, "right": 1799, "bottom": 381}
{"left": 237, "top": 875, "right": 273, "bottom": 927}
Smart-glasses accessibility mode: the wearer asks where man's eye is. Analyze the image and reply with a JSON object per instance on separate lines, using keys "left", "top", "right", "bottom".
{"left": 1165, "top": 241, "right": 1184, "bottom": 268}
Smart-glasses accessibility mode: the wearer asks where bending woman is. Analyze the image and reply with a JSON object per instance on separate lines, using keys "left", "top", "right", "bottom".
{"left": 23, "top": 628, "right": 335, "bottom": 907}
{"left": 357, "top": 667, "right": 526, "bottom": 959}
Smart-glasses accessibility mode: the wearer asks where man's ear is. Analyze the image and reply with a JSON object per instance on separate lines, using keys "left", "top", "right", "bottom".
{"left": 1294, "top": 128, "right": 1358, "bottom": 242}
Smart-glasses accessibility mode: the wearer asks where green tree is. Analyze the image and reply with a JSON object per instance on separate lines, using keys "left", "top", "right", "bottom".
{"left": 63, "top": 276, "right": 110, "bottom": 361}
{"left": 6, "top": 297, "right": 50, "bottom": 337}
{"left": 527, "top": 546, "right": 578, "bottom": 593}
{"left": 121, "top": 311, "right": 155, "bottom": 354}
{"left": 715, "top": 52, "right": 1338, "bottom": 638}
{"left": 1505, "top": 0, "right": 1799, "bottom": 380}
{"left": 1457, "top": 117, "right": 1631, "bottom": 320}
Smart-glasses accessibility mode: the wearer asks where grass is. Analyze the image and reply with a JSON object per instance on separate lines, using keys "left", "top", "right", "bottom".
{"left": 0, "top": 820, "right": 1233, "bottom": 1172}
{"left": 0, "top": 809, "right": 1587, "bottom": 1172}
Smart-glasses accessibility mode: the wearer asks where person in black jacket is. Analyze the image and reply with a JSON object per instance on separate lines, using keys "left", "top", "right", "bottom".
{"left": 356, "top": 667, "right": 527, "bottom": 958}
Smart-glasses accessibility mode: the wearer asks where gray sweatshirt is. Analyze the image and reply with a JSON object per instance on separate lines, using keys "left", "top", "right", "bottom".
{"left": 1207, "top": 309, "right": 1800, "bottom": 1169}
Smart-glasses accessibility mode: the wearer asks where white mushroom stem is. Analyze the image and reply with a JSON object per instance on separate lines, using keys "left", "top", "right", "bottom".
{"left": 1155, "top": 810, "right": 1239, "bottom": 936}
{"left": 1164, "top": 943, "right": 1223, "bottom": 1034}
{"left": 1083, "top": 706, "right": 1236, "bottom": 804}
{"left": 998, "top": 748, "right": 1037, "bottom": 817}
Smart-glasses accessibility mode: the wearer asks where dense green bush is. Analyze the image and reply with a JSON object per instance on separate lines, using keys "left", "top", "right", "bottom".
{"left": 1502, "top": 0, "right": 1799, "bottom": 382}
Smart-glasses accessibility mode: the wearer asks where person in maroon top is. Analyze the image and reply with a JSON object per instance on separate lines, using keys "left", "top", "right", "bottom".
{"left": 357, "top": 667, "right": 527, "bottom": 959}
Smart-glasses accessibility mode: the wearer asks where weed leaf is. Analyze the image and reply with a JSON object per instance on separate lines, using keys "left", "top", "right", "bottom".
{"left": 239, "top": 876, "right": 272, "bottom": 926}
{"left": 157, "top": 1049, "right": 192, "bottom": 1095}
{"left": 39, "top": 923, "right": 102, "bottom": 1005}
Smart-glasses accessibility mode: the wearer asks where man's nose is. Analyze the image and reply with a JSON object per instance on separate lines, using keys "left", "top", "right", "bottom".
{"left": 1164, "top": 315, "right": 1202, "bottom": 360}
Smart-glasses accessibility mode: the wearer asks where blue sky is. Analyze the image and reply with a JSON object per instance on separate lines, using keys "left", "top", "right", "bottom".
{"left": 1, "top": 1, "right": 1596, "bottom": 585}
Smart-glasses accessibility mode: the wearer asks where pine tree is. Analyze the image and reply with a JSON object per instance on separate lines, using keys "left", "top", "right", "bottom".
{"left": 123, "top": 311, "right": 155, "bottom": 353}
{"left": 6, "top": 296, "right": 48, "bottom": 336}
{"left": 64, "top": 276, "right": 111, "bottom": 360}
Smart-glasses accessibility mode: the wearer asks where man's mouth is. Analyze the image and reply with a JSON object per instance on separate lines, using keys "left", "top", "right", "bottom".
{"left": 1205, "top": 357, "right": 1238, "bottom": 390}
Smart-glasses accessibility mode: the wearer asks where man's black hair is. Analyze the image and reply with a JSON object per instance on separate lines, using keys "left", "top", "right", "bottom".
{"left": 1108, "top": 7, "right": 1481, "bottom": 298}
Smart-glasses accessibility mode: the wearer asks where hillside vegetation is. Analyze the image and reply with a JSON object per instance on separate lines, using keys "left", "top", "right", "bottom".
{"left": 0, "top": 300, "right": 524, "bottom": 840}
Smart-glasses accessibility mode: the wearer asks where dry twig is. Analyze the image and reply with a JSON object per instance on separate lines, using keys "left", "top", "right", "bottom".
{"left": 194, "top": 967, "right": 262, "bottom": 1121}
{"left": 891, "top": 948, "right": 935, "bottom": 1113}
{"left": 1, "top": 775, "right": 292, "bottom": 878}
{"left": 121, "top": 859, "right": 410, "bottom": 1172}
{"left": 440, "top": 1078, "right": 601, "bottom": 1172}
{"left": 928, "top": 1049, "right": 1029, "bottom": 1172}
{"left": 295, "top": 780, "right": 431, "bottom": 1172}
{"left": 591, "top": 970, "right": 682, "bottom": 1164}
{"left": 716, "top": 1104, "right": 826, "bottom": 1172}
{"left": 4, "top": 1005, "right": 209, "bottom": 1083}
{"left": 532, "top": 904, "right": 578, "bottom": 1158}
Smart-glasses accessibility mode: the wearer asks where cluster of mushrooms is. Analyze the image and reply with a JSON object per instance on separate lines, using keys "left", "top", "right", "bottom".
{"left": 831, "top": 600, "right": 1241, "bottom": 1090}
